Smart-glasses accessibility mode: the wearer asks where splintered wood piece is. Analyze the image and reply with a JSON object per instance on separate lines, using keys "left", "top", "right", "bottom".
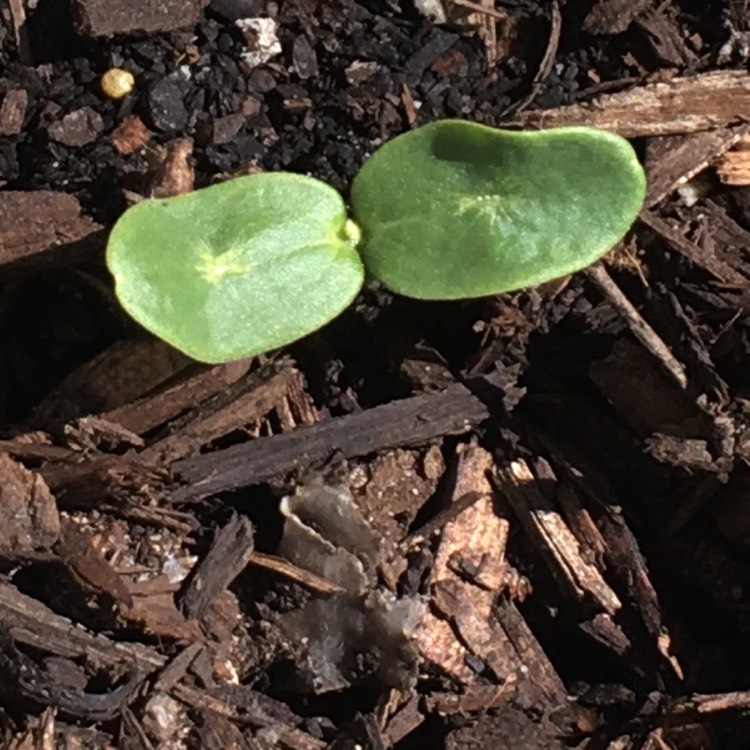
{"left": 378, "top": 691, "right": 424, "bottom": 745}
{"left": 448, "top": 0, "right": 500, "bottom": 64}
{"left": 7, "top": 708, "right": 56, "bottom": 750}
{"left": 416, "top": 445, "right": 511, "bottom": 684}
{"left": 535, "top": 436, "right": 666, "bottom": 640}
{"left": 635, "top": 7, "right": 697, "bottom": 68}
{"left": 0, "top": 635, "right": 141, "bottom": 722}
{"left": 101, "top": 359, "right": 252, "bottom": 436}
{"left": 178, "top": 515, "right": 254, "bottom": 619}
{"left": 671, "top": 689, "right": 750, "bottom": 715}
{"left": 143, "top": 365, "right": 318, "bottom": 465}
{"left": 716, "top": 133, "right": 750, "bottom": 185}
{"left": 401, "top": 83, "right": 418, "bottom": 127}
{"left": 586, "top": 263, "right": 688, "bottom": 389}
{"left": 694, "top": 199, "right": 750, "bottom": 281}
{"left": 496, "top": 459, "right": 622, "bottom": 615}
{"left": 172, "top": 377, "right": 495, "bottom": 502}
{"left": 517, "top": 71, "right": 750, "bottom": 137}
{"left": 0, "top": 453, "right": 60, "bottom": 554}
{"left": 645, "top": 126, "right": 750, "bottom": 207}
{"left": 71, "top": 0, "right": 209, "bottom": 38}
{"left": 639, "top": 209, "right": 749, "bottom": 285}
{"left": 493, "top": 599, "right": 570, "bottom": 708}
{"left": 64, "top": 415, "right": 145, "bottom": 452}
{"left": 556, "top": 483, "right": 608, "bottom": 567}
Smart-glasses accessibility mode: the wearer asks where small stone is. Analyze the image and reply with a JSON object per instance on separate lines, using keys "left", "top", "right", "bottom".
{"left": 209, "top": 0, "right": 263, "bottom": 21}
{"left": 48, "top": 107, "right": 104, "bottom": 147}
{"left": 146, "top": 78, "right": 188, "bottom": 133}
{"left": 247, "top": 68, "right": 276, "bottom": 92}
{"left": 111, "top": 115, "right": 152, "bottom": 155}
{"left": 292, "top": 35, "right": 318, "bottom": 79}
{"left": 0, "top": 89, "right": 28, "bottom": 136}
{"left": 344, "top": 61, "right": 380, "bottom": 85}
{"left": 142, "top": 693, "right": 187, "bottom": 743}
{"left": 212, "top": 113, "right": 245, "bottom": 144}
{"left": 241, "top": 95, "right": 262, "bottom": 116}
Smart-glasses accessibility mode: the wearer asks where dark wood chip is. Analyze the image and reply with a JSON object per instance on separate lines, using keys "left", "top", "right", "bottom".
{"left": 71, "top": 0, "right": 209, "bottom": 37}
{"left": 172, "top": 378, "right": 497, "bottom": 502}
{"left": 178, "top": 515, "right": 254, "bottom": 620}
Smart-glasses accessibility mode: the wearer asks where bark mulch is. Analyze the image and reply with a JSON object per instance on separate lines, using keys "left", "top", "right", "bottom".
{"left": 2, "top": 0, "right": 750, "bottom": 748}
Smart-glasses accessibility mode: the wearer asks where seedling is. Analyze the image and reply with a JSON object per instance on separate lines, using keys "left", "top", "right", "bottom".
{"left": 351, "top": 120, "right": 646, "bottom": 299}
{"left": 106, "top": 120, "right": 645, "bottom": 363}
{"left": 106, "top": 173, "right": 363, "bottom": 363}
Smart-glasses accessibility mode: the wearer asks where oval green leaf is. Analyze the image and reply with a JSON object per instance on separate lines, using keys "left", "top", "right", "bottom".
{"left": 107, "top": 173, "right": 364, "bottom": 363}
{"left": 350, "top": 120, "right": 646, "bottom": 300}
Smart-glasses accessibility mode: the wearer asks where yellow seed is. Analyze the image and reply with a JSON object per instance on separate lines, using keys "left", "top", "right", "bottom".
{"left": 100, "top": 68, "right": 135, "bottom": 100}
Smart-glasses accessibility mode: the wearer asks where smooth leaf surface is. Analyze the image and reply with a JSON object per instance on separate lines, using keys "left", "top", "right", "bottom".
{"left": 107, "top": 173, "right": 363, "bottom": 363}
{"left": 350, "top": 120, "right": 646, "bottom": 299}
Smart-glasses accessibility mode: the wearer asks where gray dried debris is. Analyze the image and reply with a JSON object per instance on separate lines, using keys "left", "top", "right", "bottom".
{"left": 278, "top": 482, "right": 423, "bottom": 693}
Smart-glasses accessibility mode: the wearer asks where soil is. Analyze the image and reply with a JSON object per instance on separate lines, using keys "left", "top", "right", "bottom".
{"left": 1, "top": 0, "right": 750, "bottom": 748}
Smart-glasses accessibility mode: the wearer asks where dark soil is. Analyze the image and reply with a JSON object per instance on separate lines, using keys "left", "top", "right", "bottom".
{"left": 2, "top": 0, "right": 750, "bottom": 748}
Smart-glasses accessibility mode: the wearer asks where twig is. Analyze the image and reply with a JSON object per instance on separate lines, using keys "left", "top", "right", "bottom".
{"left": 586, "top": 263, "right": 688, "bottom": 389}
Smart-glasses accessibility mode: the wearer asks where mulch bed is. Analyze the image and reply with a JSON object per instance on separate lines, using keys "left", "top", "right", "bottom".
{"left": 2, "top": 0, "right": 750, "bottom": 748}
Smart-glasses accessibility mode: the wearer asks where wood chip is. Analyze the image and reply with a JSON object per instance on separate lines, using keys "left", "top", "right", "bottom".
{"left": 71, "top": 0, "right": 209, "bottom": 37}
{"left": 639, "top": 208, "right": 749, "bottom": 285}
{"left": 584, "top": 0, "right": 651, "bottom": 34}
{"left": 48, "top": 107, "right": 104, "bottom": 147}
{"left": 401, "top": 83, "right": 418, "bottom": 127}
{"left": 143, "top": 365, "right": 316, "bottom": 465}
{"left": 54, "top": 521, "right": 134, "bottom": 611}
{"left": 518, "top": 71, "right": 750, "bottom": 138}
{"left": 173, "top": 377, "right": 496, "bottom": 502}
{"left": 102, "top": 359, "right": 253, "bottom": 436}
{"left": 634, "top": 7, "right": 698, "bottom": 68}
{"left": 495, "top": 458, "right": 622, "bottom": 615}
{"left": 645, "top": 125, "right": 750, "bottom": 207}
{"left": 0, "top": 191, "right": 102, "bottom": 270}
{"left": 416, "top": 445, "right": 510, "bottom": 683}
{"left": 0, "top": 453, "right": 60, "bottom": 553}
{"left": 716, "top": 132, "right": 750, "bottom": 185}
{"left": 178, "top": 515, "right": 255, "bottom": 620}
